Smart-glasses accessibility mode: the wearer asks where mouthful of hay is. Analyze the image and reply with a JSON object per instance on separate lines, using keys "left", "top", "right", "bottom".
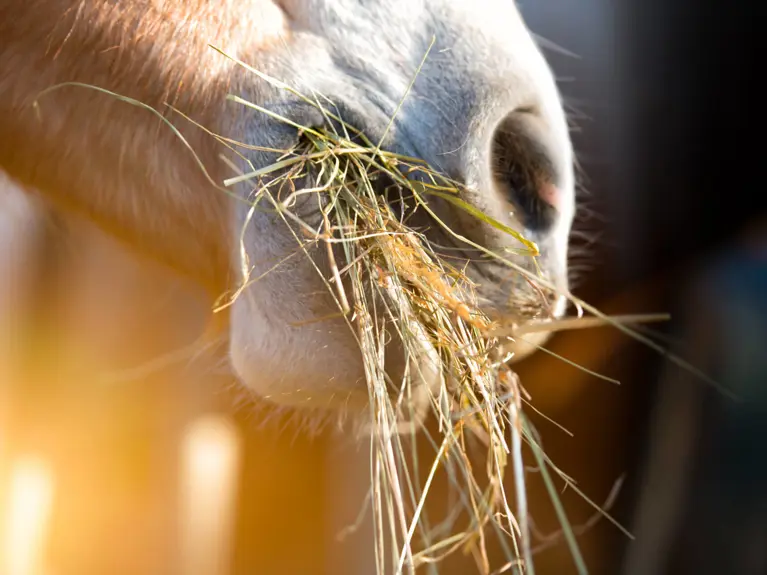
{"left": 217, "top": 92, "right": 601, "bottom": 573}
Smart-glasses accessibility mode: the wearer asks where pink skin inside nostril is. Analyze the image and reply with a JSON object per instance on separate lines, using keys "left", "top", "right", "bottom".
{"left": 539, "top": 181, "right": 561, "bottom": 211}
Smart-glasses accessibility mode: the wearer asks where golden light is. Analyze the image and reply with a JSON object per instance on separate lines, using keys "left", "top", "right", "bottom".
{"left": 2, "top": 455, "right": 55, "bottom": 575}
{"left": 178, "top": 414, "right": 241, "bottom": 575}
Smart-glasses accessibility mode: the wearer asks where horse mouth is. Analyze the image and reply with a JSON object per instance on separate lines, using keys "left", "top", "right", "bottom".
{"left": 281, "top": 128, "right": 568, "bottom": 340}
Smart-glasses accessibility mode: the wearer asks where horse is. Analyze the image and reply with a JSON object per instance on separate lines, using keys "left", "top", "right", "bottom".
{"left": 0, "top": 0, "right": 575, "bottom": 418}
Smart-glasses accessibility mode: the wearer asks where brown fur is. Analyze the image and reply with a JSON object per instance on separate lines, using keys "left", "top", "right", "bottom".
{"left": 0, "top": 0, "right": 288, "bottom": 293}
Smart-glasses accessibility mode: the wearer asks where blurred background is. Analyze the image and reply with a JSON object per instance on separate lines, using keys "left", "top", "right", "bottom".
{"left": 0, "top": 0, "right": 762, "bottom": 574}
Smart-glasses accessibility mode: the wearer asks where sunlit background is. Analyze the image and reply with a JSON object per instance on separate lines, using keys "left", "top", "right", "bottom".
{"left": 0, "top": 0, "right": 761, "bottom": 574}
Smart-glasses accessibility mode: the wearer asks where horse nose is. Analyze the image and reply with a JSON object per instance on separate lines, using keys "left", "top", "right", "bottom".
{"left": 489, "top": 108, "right": 567, "bottom": 235}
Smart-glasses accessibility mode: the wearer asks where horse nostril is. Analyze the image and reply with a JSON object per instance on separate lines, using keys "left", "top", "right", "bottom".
{"left": 490, "top": 110, "right": 562, "bottom": 233}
